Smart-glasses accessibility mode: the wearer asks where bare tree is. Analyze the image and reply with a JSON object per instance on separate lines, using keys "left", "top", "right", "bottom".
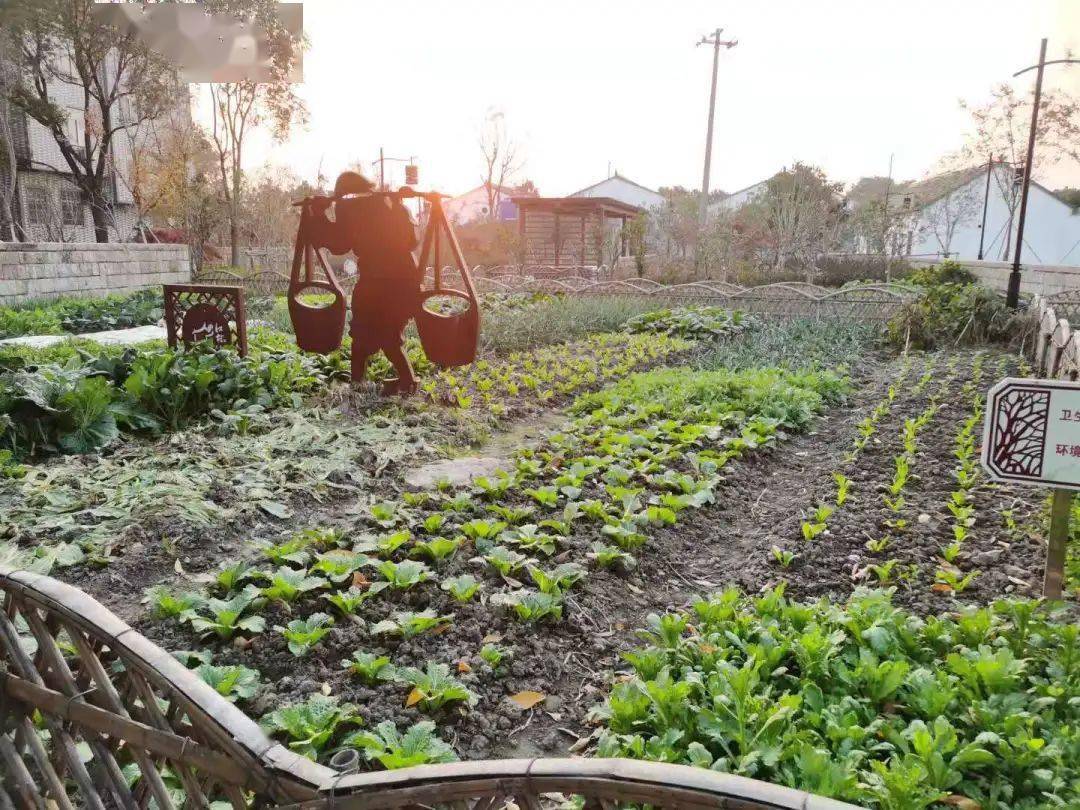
{"left": 478, "top": 108, "right": 522, "bottom": 222}
{"left": 750, "top": 162, "right": 843, "bottom": 277}
{"left": 0, "top": 44, "right": 25, "bottom": 241}
{"left": 953, "top": 83, "right": 1080, "bottom": 259}
{"left": 0, "top": 0, "right": 175, "bottom": 242}
{"left": 917, "top": 180, "right": 982, "bottom": 258}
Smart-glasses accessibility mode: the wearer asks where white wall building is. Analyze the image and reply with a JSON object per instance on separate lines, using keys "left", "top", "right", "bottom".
{"left": 706, "top": 177, "right": 770, "bottom": 216}
{"left": 570, "top": 173, "right": 666, "bottom": 212}
{"left": 862, "top": 164, "right": 1080, "bottom": 266}
{"left": 444, "top": 183, "right": 519, "bottom": 225}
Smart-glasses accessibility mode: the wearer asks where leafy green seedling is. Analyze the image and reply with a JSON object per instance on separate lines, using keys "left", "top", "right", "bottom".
{"left": 941, "top": 541, "right": 963, "bottom": 563}
{"left": 587, "top": 542, "right": 636, "bottom": 571}
{"left": 259, "top": 567, "right": 328, "bottom": 604}
{"left": 421, "top": 513, "right": 446, "bottom": 535}
{"left": 479, "top": 643, "right": 508, "bottom": 670}
{"left": 935, "top": 568, "right": 979, "bottom": 593}
{"left": 528, "top": 563, "right": 586, "bottom": 595}
{"left": 342, "top": 720, "right": 457, "bottom": 770}
{"left": 259, "top": 536, "right": 312, "bottom": 567}
{"left": 195, "top": 663, "right": 260, "bottom": 702}
{"left": 503, "top": 524, "right": 558, "bottom": 556}
{"left": 309, "top": 550, "right": 371, "bottom": 583}
{"left": 143, "top": 586, "right": 203, "bottom": 620}
{"left": 342, "top": 651, "right": 395, "bottom": 683}
{"left": 770, "top": 547, "right": 795, "bottom": 568}
{"left": 601, "top": 519, "right": 647, "bottom": 551}
{"left": 371, "top": 610, "right": 452, "bottom": 638}
{"left": 376, "top": 530, "right": 411, "bottom": 556}
{"left": 378, "top": 559, "right": 431, "bottom": 589}
{"left": 833, "top": 472, "right": 850, "bottom": 506}
{"left": 260, "top": 694, "right": 358, "bottom": 760}
{"left": 441, "top": 574, "right": 481, "bottom": 602}
{"left": 480, "top": 545, "right": 527, "bottom": 577}
{"left": 488, "top": 505, "right": 534, "bottom": 525}
{"left": 869, "top": 559, "right": 899, "bottom": 585}
{"left": 865, "top": 536, "right": 892, "bottom": 553}
{"left": 370, "top": 502, "right": 399, "bottom": 528}
{"left": 459, "top": 519, "right": 508, "bottom": 542}
{"left": 322, "top": 582, "right": 388, "bottom": 616}
{"left": 213, "top": 561, "right": 255, "bottom": 594}
{"left": 276, "top": 613, "right": 334, "bottom": 656}
{"left": 525, "top": 486, "right": 559, "bottom": 508}
{"left": 495, "top": 590, "right": 563, "bottom": 623}
{"left": 410, "top": 536, "right": 462, "bottom": 565}
{"left": 395, "top": 662, "right": 477, "bottom": 711}
{"left": 186, "top": 587, "right": 265, "bottom": 640}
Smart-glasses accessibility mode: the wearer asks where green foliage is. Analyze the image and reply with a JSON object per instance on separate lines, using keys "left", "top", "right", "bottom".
{"left": 143, "top": 586, "right": 204, "bottom": 620}
{"left": 697, "top": 318, "right": 879, "bottom": 373}
{"left": 194, "top": 663, "right": 261, "bottom": 702}
{"left": 322, "top": 583, "right": 388, "bottom": 615}
{"left": 594, "top": 587, "right": 1080, "bottom": 808}
{"left": 371, "top": 610, "right": 452, "bottom": 638}
{"left": 395, "top": 662, "right": 477, "bottom": 711}
{"left": 275, "top": 613, "right": 334, "bottom": 656}
{"left": 342, "top": 651, "right": 396, "bottom": 683}
{"left": 0, "top": 289, "right": 162, "bottom": 339}
{"left": 495, "top": 589, "right": 564, "bottom": 623}
{"left": 260, "top": 694, "right": 358, "bottom": 760}
{"left": 342, "top": 720, "right": 457, "bottom": 770}
{"left": 258, "top": 566, "right": 327, "bottom": 603}
{"left": 587, "top": 542, "right": 636, "bottom": 571}
{"left": 624, "top": 307, "right": 752, "bottom": 341}
{"left": 888, "top": 261, "right": 1012, "bottom": 349}
{"left": 377, "top": 559, "right": 431, "bottom": 589}
{"left": 185, "top": 586, "right": 265, "bottom": 640}
{"left": 440, "top": 574, "right": 481, "bottom": 602}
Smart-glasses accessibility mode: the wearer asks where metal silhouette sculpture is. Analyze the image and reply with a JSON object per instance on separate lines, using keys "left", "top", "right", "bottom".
{"left": 289, "top": 173, "right": 479, "bottom": 395}
{"left": 163, "top": 283, "right": 248, "bottom": 356}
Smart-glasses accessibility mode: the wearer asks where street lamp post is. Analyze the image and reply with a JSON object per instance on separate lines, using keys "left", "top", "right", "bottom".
{"left": 1006, "top": 39, "right": 1080, "bottom": 308}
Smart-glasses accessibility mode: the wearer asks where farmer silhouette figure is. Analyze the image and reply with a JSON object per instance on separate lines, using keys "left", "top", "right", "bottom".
{"left": 308, "top": 171, "right": 422, "bottom": 395}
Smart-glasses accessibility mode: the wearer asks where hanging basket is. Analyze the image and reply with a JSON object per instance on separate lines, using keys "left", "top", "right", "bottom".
{"left": 415, "top": 289, "right": 479, "bottom": 367}
{"left": 288, "top": 206, "right": 347, "bottom": 354}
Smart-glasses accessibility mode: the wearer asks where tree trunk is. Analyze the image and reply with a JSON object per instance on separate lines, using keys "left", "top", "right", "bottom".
{"left": 230, "top": 215, "right": 240, "bottom": 267}
{"left": 90, "top": 193, "right": 111, "bottom": 243}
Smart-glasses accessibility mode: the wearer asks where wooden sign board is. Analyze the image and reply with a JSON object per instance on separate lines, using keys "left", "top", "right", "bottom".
{"left": 163, "top": 284, "right": 248, "bottom": 357}
{"left": 982, "top": 376, "right": 1078, "bottom": 598}
{"left": 982, "top": 377, "right": 1080, "bottom": 490}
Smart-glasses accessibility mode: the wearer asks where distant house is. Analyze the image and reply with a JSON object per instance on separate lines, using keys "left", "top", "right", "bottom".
{"left": 706, "top": 177, "right": 771, "bottom": 216}
{"left": 849, "top": 164, "right": 1080, "bottom": 266}
{"left": 445, "top": 183, "right": 529, "bottom": 225}
{"left": 569, "top": 173, "right": 666, "bottom": 212}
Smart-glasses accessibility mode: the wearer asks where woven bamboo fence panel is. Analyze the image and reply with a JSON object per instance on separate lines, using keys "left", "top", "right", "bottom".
{"left": 1031, "top": 294, "right": 1080, "bottom": 380}
{"left": 1, "top": 567, "right": 861, "bottom": 809}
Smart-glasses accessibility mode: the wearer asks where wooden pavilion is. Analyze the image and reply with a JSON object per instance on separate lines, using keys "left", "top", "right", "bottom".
{"left": 513, "top": 195, "right": 642, "bottom": 271}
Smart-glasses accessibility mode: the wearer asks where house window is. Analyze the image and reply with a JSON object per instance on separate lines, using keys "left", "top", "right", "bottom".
{"left": 26, "top": 186, "right": 53, "bottom": 224}
{"left": 61, "top": 185, "right": 84, "bottom": 226}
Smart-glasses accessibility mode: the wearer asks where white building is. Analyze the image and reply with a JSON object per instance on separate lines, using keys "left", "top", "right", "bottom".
{"left": 853, "top": 164, "right": 1080, "bottom": 266}
{"left": 1, "top": 55, "right": 186, "bottom": 243}
{"left": 444, "top": 183, "right": 519, "bottom": 226}
{"left": 706, "top": 177, "right": 770, "bottom": 216}
{"left": 569, "top": 173, "right": 666, "bottom": 212}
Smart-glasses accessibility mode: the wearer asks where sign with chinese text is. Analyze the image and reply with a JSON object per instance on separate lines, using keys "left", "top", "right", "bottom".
{"left": 982, "top": 377, "right": 1080, "bottom": 491}
{"left": 163, "top": 284, "right": 248, "bottom": 357}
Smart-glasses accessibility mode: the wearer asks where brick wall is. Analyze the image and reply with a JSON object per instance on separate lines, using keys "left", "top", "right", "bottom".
{"left": 0, "top": 243, "right": 191, "bottom": 306}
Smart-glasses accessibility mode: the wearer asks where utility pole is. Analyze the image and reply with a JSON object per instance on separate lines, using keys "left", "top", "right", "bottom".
{"left": 696, "top": 28, "right": 738, "bottom": 229}
{"left": 977, "top": 155, "right": 995, "bottom": 260}
{"left": 378, "top": 146, "right": 386, "bottom": 190}
{"left": 1006, "top": 39, "right": 1079, "bottom": 307}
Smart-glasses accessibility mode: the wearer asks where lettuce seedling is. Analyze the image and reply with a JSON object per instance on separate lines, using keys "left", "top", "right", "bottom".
{"left": 276, "top": 612, "right": 334, "bottom": 656}
{"left": 342, "top": 651, "right": 396, "bottom": 683}
{"left": 322, "top": 582, "right": 388, "bottom": 616}
{"left": 375, "top": 530, "right": 411, "bottom": 556}
{"left": 410, "top": 536, "right": 462, "bottom": 565}
{"left": 503, "top": 524, "right": 558, "bottom": 556}
{"left": 441, "top": 574, "right": 481, "bottom": 602}
{"left": 459, "top": 518, "right": 508, "bottom": 542}
{"left": 587, "top": 542, "right": 636, "bottom": 571}
{"left": 479, "top": 643, "right": 508, "bottom": 670}
{"left": 378, "top": 559, "right": 431, "bottom": 589}
{"left": 186, "top": 587, "right": 266, "bottom": 640}
{"left": 212, "top": 561, "right": 255, "bottom": 594}
{"left": 421, "top": 513, "right": 446, "bottom": 535}
{"left": 494, "top": 590, "right": 563, "bottom": 623}
{"left": 481, "top": 546, "right": 528, "bottom": 577}
{"left": 369, "top": 502, "right": 399, "bottom": 528}
{"left": 770, "top": 546, "right": 795, "bottom": 568}
{"left": 143, "top": 586, "right": 204, "bottom": 620}
{"left": 195, "top": 663, "right": 261, "bottom": 702}
{"left": 395, "top": 662, "right": 477, "bottom": 711}
{"left": 309, "top": 550, "right": 371, "bottom": 583}
{"left": 528, "top": 562, "right": 585, "bottom": 595}
{"left": 525, "top": 486, "right": 559, "bottom": 508}
{"left": 258, "top": 566, "right": 328, "bottom": 604}
{"left": 258, "top": 536, "right": 312, "bottom": 567}
{"left": 371, "top": 610, "right": 452, "bottom": 638}
{"left": 487, "top": 505, "right": 534, "bottom": 525}
{"left": 601, "top": 519, "right": 647, "bottom": 551}
{"left": 260, "top": 694, "right": 358, "bottom": 760}
{"left": 342, "top": 720, "right": 457, "bottom": 770}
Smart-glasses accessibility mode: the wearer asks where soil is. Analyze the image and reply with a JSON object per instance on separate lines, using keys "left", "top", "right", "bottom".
{"left": 15, "top": 343, "right": 1068, "bottom": 768}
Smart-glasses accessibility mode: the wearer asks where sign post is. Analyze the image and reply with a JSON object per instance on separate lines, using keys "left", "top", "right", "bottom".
{"left": 981, "top": 377, "right": 1080, "bottom": 598}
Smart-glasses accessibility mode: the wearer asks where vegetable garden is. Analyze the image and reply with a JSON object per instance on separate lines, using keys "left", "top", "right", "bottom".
{"left": 1, "top": 271, "right": 1077, "bottom": 809}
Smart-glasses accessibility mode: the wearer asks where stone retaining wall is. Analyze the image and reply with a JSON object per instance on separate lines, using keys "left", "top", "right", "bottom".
{"left": 0, "top": 243, "right": 191, "bottom": 305}
{"left": 907, "top": 257, "right": 1080, "bottom": 297}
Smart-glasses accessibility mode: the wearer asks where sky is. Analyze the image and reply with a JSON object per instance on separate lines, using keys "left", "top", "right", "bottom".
{"left": 217, "top": 0, "right": 1080, "bottom": 197}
